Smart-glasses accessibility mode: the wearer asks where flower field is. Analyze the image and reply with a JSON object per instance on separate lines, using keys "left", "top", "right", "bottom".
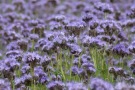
{"left": 0, "top": 0, "right": 135, "bottom": 90}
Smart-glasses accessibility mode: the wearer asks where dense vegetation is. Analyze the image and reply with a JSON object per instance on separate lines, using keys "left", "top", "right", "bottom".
{"left": 0, "top": 0, "right": 135, "bottom": 90}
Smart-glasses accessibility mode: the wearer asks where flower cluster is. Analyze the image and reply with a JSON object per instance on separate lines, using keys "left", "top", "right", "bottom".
{"left": 0, "top": 0, "right": 135, "bottom": 89}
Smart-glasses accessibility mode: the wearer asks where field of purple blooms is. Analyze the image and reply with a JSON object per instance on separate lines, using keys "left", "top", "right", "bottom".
{"left": 1, "top": 0, "right": 135, "bottom": 90}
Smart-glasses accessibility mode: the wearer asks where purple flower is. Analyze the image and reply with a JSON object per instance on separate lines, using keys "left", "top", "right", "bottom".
{"left": 81, "top": 54, "right": 91, "bottom": 63}
{"left": 66, "top": 82, "right": 87, "bottom": 90}
{"left": 90, "top": 78, "right": 114, "bottom": 90}
{"left": 115, "top": 82, "right": 135, "bottom": 90}
{"left": 23, "top": 52, "right": 41, "bottom": 67}
{"left": 118, "top": 31, "right": 127, "bottom": 41}
{"left": 15, "top": 77, "right": 23, "bottom": 88}
{"left": 0, "top": 60, "right": 15, "bottom": 80}
{"left": 34, "top": 66, "right": 48, "bottom": 84}
{"left": 31, "top": 24, "right": 45, "bottom": 36}
{"left": 17, "top": 39, "right": 28, "bottom": 51}
{"left": 69, "top": 43, "right": 82, "bottom": 57}
{"left": 81, "top": 36, "right": 106, "bottom": 48}
{"left": 6, "top": 50, "right": 22, "bottom": 58}
{"left": 109, "top": 66, "right": 127, "bottom": 80}
{"left": 47, "top": 80, "right": 65, "bottom": 90}
{"left": 52, "top": 32, "right": 67, "bottom": 46}
{"left": 28, "top": 19, "right": 38, "bottom": 26}
{"left": 21, "top": 64, "right": 30, "bottom": 75}
{"left": 16, "top": 84, "right": 26, "bottom": 90}
{"left": 89, "top": 20, "right": 99, "bottom": 29}
{"left": 6, "top": 41, "right": 20, "bottom": 51}
{"left": 71, "top": 66, "right": 79, "bottom": 75}
{"left": 65, "top": 20, "right": 86, "bottom": 35}
{"left": 42, "top": 41, "right": 54, "bottom": 52}
{"left": 21, "top": 74, "right": 32, "bottom": 86}
{"left": 40, "top": 55, "right": 51, "bottom": 69}
{"left": 122, "top": 19, "right": 135, "bottom": 27}
{"left": 130, "top": 26, "right": 135, "bottom": 33}
{"left": 4, "top": 58, "right": 20, "bottom": 71}
{"left": 82, "top": 62, "right": 95, "bottom": 75}
{"left": 94, "top": 2, "right": 114, "bottom": 13}
{"left": 47, "top": 14, "right": 65, "bottom": 22}
{"left": 127, "top": 5, "right": 135, "bottom": 18}
{"left": 112, "top": 42, "right": 130, "bottom": 57}
{"left": 73, "top": 58, "right": 79, "bottom": 66}
{"left": 128, "top": 41, "right": 135, "bottom": 53}
{"left": 0, "top": 79, "right": 11, "bottom": 90}
{"left": 100, "top": 20, "right": 121, "bottom": 35}
{"left": 2, "top": 4, "right": 15, "bottom": 13}
{"left": 82, "top": 13, "right": 97, "bottom": 22}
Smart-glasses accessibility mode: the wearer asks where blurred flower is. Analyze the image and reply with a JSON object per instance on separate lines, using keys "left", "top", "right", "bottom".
{"left": 81, "top": 62, "right": 96, "bottom": 75}
{"left": 94, "top": 2, "right": 114, "bottom": 13}
{"left": 66, "top": 82, "right": 87, "bottom": 90}
{"left": 15, "top": 84, "right": 27, "bottom": 90}
{"left": 81, "top": 35, "right": 106, "bottom": 48}
{"left": 129, "top": 41, "right": 135, "bottom": 53}
{"left": 21, "top": 74, "right": 32, "bottom": 86}
{"left": 34, "top": 66, "right": 48, "bottom": 84}
{"left": 71, "top": 65, "right": 79, "bottom": 75}
{"left": 65, "top": 20, "right": 86, "bottom": 35}
{"left": 6, "top": 41, "right": 20, "bottom": 51}
{"left": 67, "top": 43, "right": 82, "bottom": 57}
{"left": 21, "top": 64, "right": 30, "bottom": 75}
{"left": 47, "top": 80, "right": 65, "bottom": 90}
{"left": 6, "top": 50, "right": 22, "bottom": 58}
{"left": 23, "top": 52, "right": 41, "bottom": 67}
{"left": 0, "top": 79, "right": 11, "bottom": 90}
{"left": 109, "top": 66, "right": 127, "bottom": 80}
{"left": 112, "top": 43, "right": 130, "bottom": 57}
{"left": 40, "top": 55, "right": 51, "bottom": 69}
{"left": 89, "top": 20, "right": 99, "bottom": 29}
{"left": 17, "top": 39, "right": 28, "bottom": 51}
{"left": 29, "top": 34, "right": 39, "bottom": 42}
{"left": 90, "top": 78, "right": 114, "bottom": 90}
{"left": 47, "top": 14, "right": 65, "bottom": 22}
{"left": 115, "top": 82, "right": 135, "bottom": 90}
{"left": 82, "top": 13, "right": 97, "bottom": 22}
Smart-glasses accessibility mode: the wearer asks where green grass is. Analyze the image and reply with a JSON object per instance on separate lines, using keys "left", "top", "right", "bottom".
{"left": 90, "top": 47, "right": 114, "bottom": 83}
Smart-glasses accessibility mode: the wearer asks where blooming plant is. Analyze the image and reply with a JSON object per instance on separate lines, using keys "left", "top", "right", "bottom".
{"left": 0, "top": 0, "right": 135, "bottom": 90}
